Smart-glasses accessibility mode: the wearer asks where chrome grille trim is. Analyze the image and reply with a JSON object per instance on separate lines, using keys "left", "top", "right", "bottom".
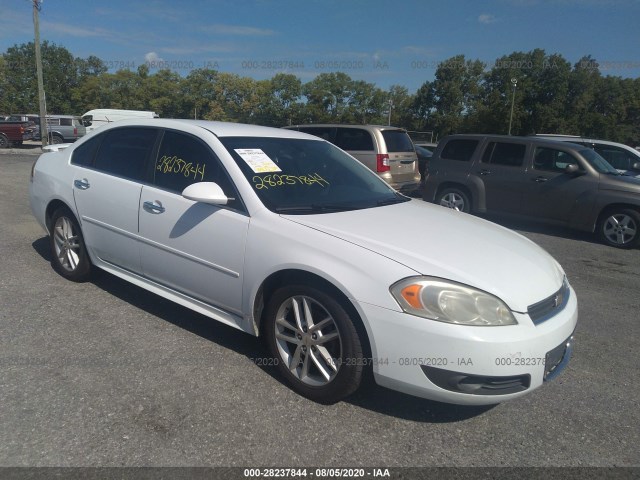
{"left": 528, "top": 278, "right": 570, "bottom": 325}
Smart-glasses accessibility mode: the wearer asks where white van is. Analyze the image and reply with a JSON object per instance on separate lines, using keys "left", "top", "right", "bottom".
{"left": 81, "top": 109, "right": 159, "bottom": 132}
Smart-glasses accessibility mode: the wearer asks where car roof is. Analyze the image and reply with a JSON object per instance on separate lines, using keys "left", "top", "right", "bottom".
{"left": 90, "top": 118, "right": 320, "bottom": 140}
{"left": 441, "top": 134, "right": 592, "bottom": 151}
{"left": 286, "top": 124, "right": 407, "bottom": 131}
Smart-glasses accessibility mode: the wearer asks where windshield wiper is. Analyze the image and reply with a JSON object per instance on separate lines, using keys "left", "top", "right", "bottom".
{"left": 377, "top": 195, "right": 410, "bottom": 206}
{"left": 275, "top": 204, "right": 356, "bottom": 214}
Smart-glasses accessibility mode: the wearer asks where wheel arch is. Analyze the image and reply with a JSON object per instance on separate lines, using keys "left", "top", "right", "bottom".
{"left": 253, "top": 268, "right": 373, "bottom": 360}
{"left": 435, "top": 182, "right": 475, "bottom": 211}
{"left": 594, "top": 203, "right": 640, "bottom": 232}
{"left": 45, "top": 199, "right": 76, "bottom": 232}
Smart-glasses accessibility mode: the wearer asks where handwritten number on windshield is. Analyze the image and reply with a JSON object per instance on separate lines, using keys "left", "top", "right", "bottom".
{"left": 253, "top": 173, "right": 329, "bottom": 190}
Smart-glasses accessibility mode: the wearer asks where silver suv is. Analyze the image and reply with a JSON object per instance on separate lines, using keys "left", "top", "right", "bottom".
{"left": 423, "top": 134, "right": 640, "bottom": 249}
{"left": 284, "top": 124, "right": 419, "bottom": 193}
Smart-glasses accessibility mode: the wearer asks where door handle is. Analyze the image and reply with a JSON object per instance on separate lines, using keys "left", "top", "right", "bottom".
{"left": 143, "top": 200, "right": 165, "bottom": 214}
{"left": 533, "top": 176, "right": 549, "bottom": 183}
{"left": 400, "top": 160, "right": 414, "bottom": 164}
{"left": 479, "top": 169, "right": 492, "bottom": 175}
{"left": 74, "top": 179, "right": 90, "bottom": 190}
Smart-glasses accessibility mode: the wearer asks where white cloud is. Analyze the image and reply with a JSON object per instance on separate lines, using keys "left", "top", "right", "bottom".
{"left": 478, "top": 14, "right": 497, "bottom": 24}
{"left": 144, "top": 52, "right": 164, "bottom": 63}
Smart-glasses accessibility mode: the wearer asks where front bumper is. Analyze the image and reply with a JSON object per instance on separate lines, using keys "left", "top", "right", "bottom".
{"left": 359, "top": 285, "right": 578, "bottom": 405}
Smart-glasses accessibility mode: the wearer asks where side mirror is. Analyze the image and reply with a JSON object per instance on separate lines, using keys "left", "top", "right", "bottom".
{"left": 181, "top": 182, "right": 229, "bottom": 205}
{"left": 565, "top": 164, "right": 581, "bottom": 175}
{"left": 631, "top": 162, "right": 640, "bottom": 172}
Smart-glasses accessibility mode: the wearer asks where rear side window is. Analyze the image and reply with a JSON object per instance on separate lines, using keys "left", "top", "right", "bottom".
{"left": 93, "top": 127, "right": 158, "bottom": 181}
{"left": 298, "top": 127, "right": 333, "bottom": 141}
{"left": 440, "top": 139, "right": 479, "bottom": 161}
{"left": 71, "top": 135, "right": 102, "bottom": 167}
{"left": 482, "top": 142, "right": 526, "bottom": 167}
{"left": 335, "top": 128, "right": 374, "bottom": 151}
{"left": 381, "top": 130, "right": 414, "bottom": 153}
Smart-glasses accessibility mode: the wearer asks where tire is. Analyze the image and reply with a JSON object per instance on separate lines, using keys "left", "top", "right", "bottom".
{"left": 49, "top": 134, "right": 64, "bottom": 145}
{"left": 264, "top": 284, "right": 364, "bottom": 403}
{"left": 597, "top": 208, "right": 640, "bottom": 249}
{"left": 436, "top": 187, "right": 471, "bottom": 213}
{"left": 49, "top": 207, "right": 92, "bottom": 281}
{"left": 0, "top": 133, "right": 9, "bottom": 149}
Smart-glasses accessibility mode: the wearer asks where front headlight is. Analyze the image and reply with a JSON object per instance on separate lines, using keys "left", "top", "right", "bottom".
{"left": 390, "top": 277, "right": 517, "bottom": 326}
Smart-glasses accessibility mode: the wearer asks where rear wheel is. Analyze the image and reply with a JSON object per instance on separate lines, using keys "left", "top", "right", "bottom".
{"left": 264, "top": 284, "right": 364, "bottom": 403}
{"left": 49, "top": 207, "right": 92, "bottom": 281}
{"left": 436, "top": 187, "right": 471, "bottom": 213}
{"left": 597, "top": 209, "right": 640, "bottom": 249}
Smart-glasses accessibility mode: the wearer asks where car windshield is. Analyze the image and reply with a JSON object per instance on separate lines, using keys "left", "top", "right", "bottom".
{"left": 220, "top": 136, "right": 409, "bottom": 214}
{"left": 581, "top": 148, "right": 619, "bottom": 175}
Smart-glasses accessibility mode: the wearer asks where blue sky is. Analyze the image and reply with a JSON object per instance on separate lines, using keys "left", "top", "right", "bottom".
{"left": 2, "top": 0, "right": 639, "bottom": 92}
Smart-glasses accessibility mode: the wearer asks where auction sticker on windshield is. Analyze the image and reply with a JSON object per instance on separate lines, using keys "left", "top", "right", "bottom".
{"left": 235, "top": 148, "right": 282, "bottom": 173}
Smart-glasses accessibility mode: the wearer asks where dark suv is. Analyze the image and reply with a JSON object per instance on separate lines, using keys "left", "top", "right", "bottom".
{"left": 423, "top": 134, "right": 640, "bottom": 249}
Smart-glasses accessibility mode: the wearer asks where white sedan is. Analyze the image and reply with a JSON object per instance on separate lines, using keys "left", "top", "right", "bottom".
{"left": 29, "top": 119, "right": 577, "bottom": 405}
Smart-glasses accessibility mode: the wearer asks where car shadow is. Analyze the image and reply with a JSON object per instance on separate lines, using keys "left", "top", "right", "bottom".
{"left": 479, "top": 214, "right": 600, "bottom": 246}
{"left": 32, "top": 236, "right": 495, "bottom": 422}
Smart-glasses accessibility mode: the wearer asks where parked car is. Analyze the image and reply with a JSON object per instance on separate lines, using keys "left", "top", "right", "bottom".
{"left": 0, "top": 117, "right": 34, "bottom": 148}
{"left": 284, "top": 124, "right": 420, "bottom": 194}
{"left": 30, "top": 119, "right": 577, "bottom": 405}
{"left": 21, "top": 114, "right": 86, "bottom": 144}
{"left": 424, "top": 134, "right": 640, "bottom": 249}
{"left": 415, "top": 145, "right": 433, "bottom": 184}
{"left": 81, "top": 109, "right": 159, "bottom": 132}
{"left": 532, "top": 134, "right": 640, "bottom": 178}
{"left": 414, "top": 141, "right": 438, "bottom": 153}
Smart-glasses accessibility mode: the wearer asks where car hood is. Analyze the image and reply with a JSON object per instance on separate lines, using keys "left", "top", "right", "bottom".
{"left": 600, "top": 173, "right": 640, "bottom": 191}
{"left": 282, "top": 200, "right": 564, "bottom": 312}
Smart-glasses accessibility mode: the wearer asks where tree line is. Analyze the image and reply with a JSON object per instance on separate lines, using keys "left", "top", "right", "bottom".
{"left": 1, "top": 41, "right": 639, "bottom": 144}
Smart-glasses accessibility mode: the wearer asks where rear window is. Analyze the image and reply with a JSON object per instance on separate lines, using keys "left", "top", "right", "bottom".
{"left": 440, "top": 139, "right": 479, "bottom": 161}
{"left": 381, "top": 130, "right": 414, "bottom": 153}
{"left": 482, "top": 142, "right": 526, "bottom": 167}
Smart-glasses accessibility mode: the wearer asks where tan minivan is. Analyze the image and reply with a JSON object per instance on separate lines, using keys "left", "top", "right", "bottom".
{"left": 284, "top": 124, "right": 420, "bottom": 193}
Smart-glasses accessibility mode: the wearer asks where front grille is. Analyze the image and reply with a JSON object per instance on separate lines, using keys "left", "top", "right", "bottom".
{"left": 528, "top": 278, "right": 570, "bottom": 325}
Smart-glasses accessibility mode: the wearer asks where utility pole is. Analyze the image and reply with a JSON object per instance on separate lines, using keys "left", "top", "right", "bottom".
{"left": 508, "top": 78, "right": 517, "bottom": 136}
{"left": 33, "top": 0, "right": 48, "bottom": 147}
{"left": 387, "top": 98, "right": 393, "bottom": 126}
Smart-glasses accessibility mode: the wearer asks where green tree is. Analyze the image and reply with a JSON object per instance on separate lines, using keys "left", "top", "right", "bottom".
{"left": 3, "top": 41, "right": 79, "bottom": 113}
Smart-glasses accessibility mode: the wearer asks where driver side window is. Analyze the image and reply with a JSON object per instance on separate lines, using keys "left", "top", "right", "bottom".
{"left": 153, "top": 130, "right": 241, "bottom": 210}
{"left": 533, "top": 148, "right": 579, "bottom": 173}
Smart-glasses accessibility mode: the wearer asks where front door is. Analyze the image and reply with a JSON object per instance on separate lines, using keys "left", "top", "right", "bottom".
{"left": 138, "top": 129, "right": 249, "bottom": 316}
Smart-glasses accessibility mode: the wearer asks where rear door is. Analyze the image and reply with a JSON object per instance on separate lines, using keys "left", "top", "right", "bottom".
{"left": 475, "top": 140, "right": 529, "bottom": 214}
{"left": 72, "top": 127, "right": 159, "bottom": 273}
{"left": 380, "top": 129, "right": 419, "bottom": 185}
{"left": 334, "top": 127, "right": 376, "bottom": 172}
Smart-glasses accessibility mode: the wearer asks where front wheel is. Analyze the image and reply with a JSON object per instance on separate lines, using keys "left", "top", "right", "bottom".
{"left": 0, "top": 133, "right": 9, "bottom": 149}
{"left": 597, "top": 209, "right": 640, "bottom": 249}
{"left": 264, "top": 285, "right": 364, "bottom": 403}
{"left": 436, "top": 187, "right": 471, "bottom": 213}
{"left": 49, "top": 134, "right": 64, "bottom": 145}
{"left": 49, "top": 207, "right": 92, "bottom": 281}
